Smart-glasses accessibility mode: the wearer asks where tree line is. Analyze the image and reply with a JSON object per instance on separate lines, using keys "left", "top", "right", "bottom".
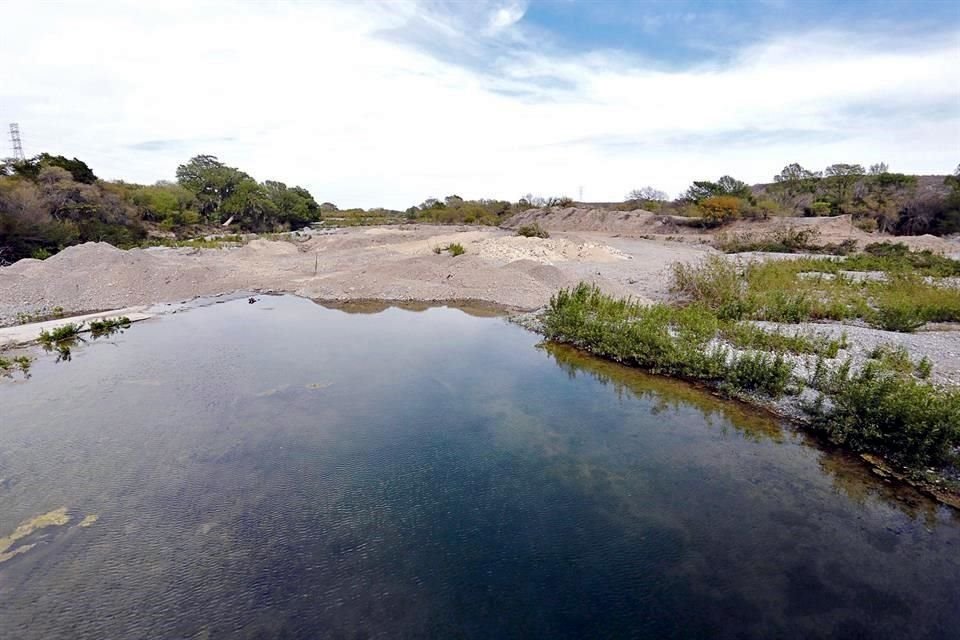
{"left": 0, "top": 154, "right": 322, "bottom": 262}
{"left": 2, "top": 152, "right": 958, "bottom": 264}
{"left": 625, "top": 162, "right": 960, "bottom": 234}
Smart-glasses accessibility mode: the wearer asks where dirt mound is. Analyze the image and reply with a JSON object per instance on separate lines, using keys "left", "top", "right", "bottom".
{"left": 0, "top": 225, "right": 705, "bottom": 324}
{"left": 502, "top": 207, "right": 675, "bottom": 234}
{"left": 473, "top": 236, "right": 629, "bottom": 265}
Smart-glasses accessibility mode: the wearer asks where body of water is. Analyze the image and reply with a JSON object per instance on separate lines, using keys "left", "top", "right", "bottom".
{"left": 0, "top": 295, "right": 957, "bottom": 638}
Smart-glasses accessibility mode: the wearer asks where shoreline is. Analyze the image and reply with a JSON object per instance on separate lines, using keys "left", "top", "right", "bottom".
{"left": 3, "top": 289, "right": 959, "bottom": 510}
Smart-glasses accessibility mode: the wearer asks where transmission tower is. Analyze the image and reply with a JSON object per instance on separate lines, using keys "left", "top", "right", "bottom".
{"left": 9, "top": 123, "right": 25, "bottom": 162}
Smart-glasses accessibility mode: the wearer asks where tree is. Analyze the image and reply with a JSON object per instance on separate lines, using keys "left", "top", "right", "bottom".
{"left": 772, "top": 163, "right": 821, "bottom": 212}
{"left": 626, "top": 186, "right": 668, "bottom": 202}
{"left": 684, "top": 175, "right": 751, "bottom": 203}
{"left": 824, "top": 163, "right": 865, "bottom": 209}
{"left": 175, "top": 155, "right": 251, "bottom": 221}
{"left": 13, "top": 153, "right": 98, "bottom": 184}
{"left": 221, "top": 180, "right": 277, "bottom": 230}
{"left": 262, "top": 181, "right": 320, "bottom": 227}
{"left": 869, "top": 162, "right": 889, "bottom": 175}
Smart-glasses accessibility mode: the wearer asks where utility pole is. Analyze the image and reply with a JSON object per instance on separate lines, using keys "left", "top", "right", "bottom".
{"left": 8, "top": 123, "right": 25, "bottom": 162}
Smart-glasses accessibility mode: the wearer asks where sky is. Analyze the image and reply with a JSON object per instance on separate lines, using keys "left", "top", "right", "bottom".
{"left": 1, "top": 0, "right": 959, "bottom": 208}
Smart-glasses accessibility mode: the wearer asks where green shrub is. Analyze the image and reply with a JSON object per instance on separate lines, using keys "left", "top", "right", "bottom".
{"left": 38, "top": 323, "right": 83, "bottom": 345}
{"left": 808, "top": 361, "right": 960, "bottom": 468}
{"left": 671, "top": 255, "right": 747, "bottom": 319}
{"left": 447, "top": 243, "right": 465, "bottom": 257}
{"left": 544, "top": 283, "right": 792, "bottom": 397}
{"left": 89, "top": 316, "right": 131, "bottom": 337}
{"left": 0, "top": 355, "right": 32, "bottom": 376}
{"left": 516, "top": 223, "right": 550, "bottom": 239}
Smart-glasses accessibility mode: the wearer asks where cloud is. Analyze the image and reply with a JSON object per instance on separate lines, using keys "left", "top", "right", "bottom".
{"left": 1, "top": 1, "right": 957, "bottom": 206}
{"left": 487, "top": 2, "right": 526, "bottom": 34}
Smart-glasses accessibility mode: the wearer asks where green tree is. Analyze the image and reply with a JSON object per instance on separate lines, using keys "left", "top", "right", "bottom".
{"left": 262, "top": 181, "right": 320, "bottom": 227}
{"left": 824, "top": 163, "right": 865, "bottom": 210}
{"left": 13, "top": 153, "right": 98, "bottom": 184}
{"left": 684, "top": 175, "right": 751, "bottom": 203}
{"left": 772, "top": 163, "right": 821, "bottom": 213}
{"left": 175, "top": 155, "right": 250, "bottom": 221}
{"left": 221, "top": 180, "right": 277, "bottom": 230}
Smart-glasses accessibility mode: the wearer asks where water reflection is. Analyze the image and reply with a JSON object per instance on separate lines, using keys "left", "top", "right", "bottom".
{"left": 315, "top": 298, "right": 509, "bottom": 317}
{"left": 0, "top": 296, "right": 957, "bottom": 639}
{"left": 542, "top": 341, "right": 952, "bottom": 525}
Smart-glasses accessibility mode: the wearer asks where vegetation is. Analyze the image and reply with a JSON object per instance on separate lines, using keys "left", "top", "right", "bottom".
{"left": 3, "top": 153, "right": 958, "bottom": 264}
{"left": 543, "top": 283, "right": 793, "bottom": 397}
{"left": 516, "top": 223, "right": 550, "bottom": 239}
{"left": 0, "top": 153, "right": 321, "bottom": 263}
{"left": 38, "top": 323, "right": 84, "bottom": 345}
{"left": 807, "top": 358, "right": 960, "bottom": 468}
{"left": 16, "top": 306, "right": 65, "bottom": 325}
{"left": 0, "top": 355, "right": 32, "bottom": 377}
{"left": 543, "top": 282, "right": 960, "bottom": 473}
{"left": 671, "top": 252, "right": 960, "bottom": 332}
{"left": 714, "top": 227, "right": 856, "bottom": 255}
{"left": 89, "top": 316, "right": 131, "bottom": 337}
{"left": 446, "top": 243, "right": 466, "bottom": 257}
{"left": 408, "top": 195, "right": 518, "bottom": 226}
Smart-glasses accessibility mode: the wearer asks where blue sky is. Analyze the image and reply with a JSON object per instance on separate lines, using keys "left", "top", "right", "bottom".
{"left": 523, "top": 0, "right": 960, "bottom": 65}
{"left": 2, "top": 0, "right": 958, "bottom": 207}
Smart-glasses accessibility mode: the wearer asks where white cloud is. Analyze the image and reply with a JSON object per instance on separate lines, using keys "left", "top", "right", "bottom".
{"left": 487, "top": 2, "right": 527, "bottom": 34}
{"left": 1, "top": 1, "right": 957, "bottom": 208}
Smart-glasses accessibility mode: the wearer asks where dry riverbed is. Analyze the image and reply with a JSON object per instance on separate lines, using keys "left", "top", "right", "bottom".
{"left": 2, "top": 223, "right": 960, "bottom": 385}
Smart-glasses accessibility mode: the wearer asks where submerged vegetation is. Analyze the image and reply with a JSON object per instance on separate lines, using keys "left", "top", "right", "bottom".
{"left": 543, "top": 282, "right": 960, "bottom": 474}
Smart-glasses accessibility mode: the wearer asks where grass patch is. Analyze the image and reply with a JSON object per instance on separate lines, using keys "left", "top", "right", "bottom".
{"left": 544, "top": 283, "right": 792, "bottom": 397}
{"left": 516, "top": 223, "right": 550, "bottom": 239}
{"left": 715, "top": 227, "right": 856, "bottom": 256}
{"left": 671, "top": 254, "right": 960, "bottom": 332}
{"left": 0, "top": 355, "right": 32, "bottom": 377}
{"left": 447, "top": 243, "right": 466, "bottom": 257}
{"left": 139, "top": 235, "right": 247, "bottom": 249}
{"left": 544, "top": 282, "right": 960, "bottom": 473}
{"left": 38, "top": 323, "right": 84, "bottom": 345}
{"left": 15, "top": 306, "right": 65, "bottom": 325}
{"left": 89, "top": 316, "right": 131, "bottom": 338}
{"left": 722, "top": 323, "right": 846, "bottom": 358}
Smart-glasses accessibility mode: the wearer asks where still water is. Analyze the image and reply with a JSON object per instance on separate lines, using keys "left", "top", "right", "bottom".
{"left": 0, "top": 295, "right": 957, "bottom": 639}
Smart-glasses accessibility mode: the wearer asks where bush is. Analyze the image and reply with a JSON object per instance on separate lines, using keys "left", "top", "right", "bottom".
{"left": 808, "top": 360, "right": 960, "bottom": 467}
{"left": 516, "top": 223, "right": 550, "bottom": 239}
{"left": 38, "top": 323, "right": 83, "bottom": 345}
{"left": 89, "top": 316, "right": 131, "bottom": 337}
{"left": 671, "top": 255, "right": 747, "bottom": 319}
{"left": 543, "top": 283, "right": 792, "bottom": 397}
{"left": 447, "top": 243, "right": 465, "bottom": 257}
{"left": 698, "top": 196, "right": 743, "bottom": 226}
